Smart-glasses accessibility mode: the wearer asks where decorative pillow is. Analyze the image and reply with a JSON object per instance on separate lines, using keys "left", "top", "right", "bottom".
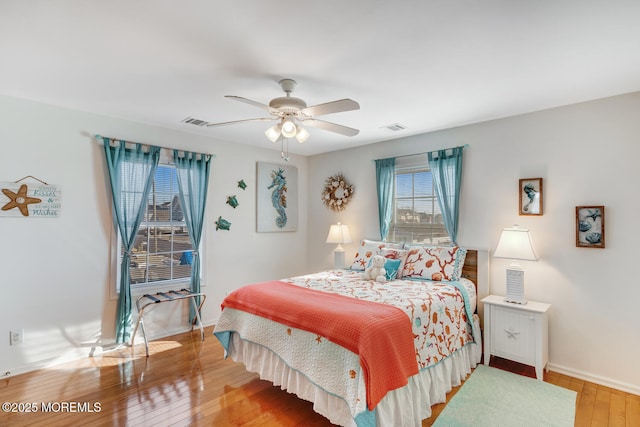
{"left": 380, "top": 248, "right": 408, "bottom": 277}
{"left": 383, "top": 258, "right": 402, "bottom": 280}
{"left": 400, "top": 246, "right": 467, "bottom": 281}
{"left": 350, "top": 239, "right": 404, "bottom": 271}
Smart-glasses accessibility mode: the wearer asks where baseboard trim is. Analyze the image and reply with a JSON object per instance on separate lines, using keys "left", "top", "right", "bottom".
{"left": 549, "top": 363, "right": 640, "bottom": 396}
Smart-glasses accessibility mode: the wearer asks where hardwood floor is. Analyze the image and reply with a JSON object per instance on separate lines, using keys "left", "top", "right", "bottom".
{"left": 1, "top": 327, "right": 638, "bottom": 426}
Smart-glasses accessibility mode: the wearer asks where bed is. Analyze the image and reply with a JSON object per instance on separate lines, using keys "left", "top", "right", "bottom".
{"left": 214, "top": 243, "right": 482, "bottom": 427}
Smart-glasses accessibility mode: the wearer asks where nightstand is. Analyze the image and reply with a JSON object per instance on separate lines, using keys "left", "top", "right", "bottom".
{"left": 481, "top": 295, "right": 550, "bottom": 380}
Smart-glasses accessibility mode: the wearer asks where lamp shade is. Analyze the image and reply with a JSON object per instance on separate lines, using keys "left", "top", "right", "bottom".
{"left": 326, "top": 222, "right": 352, "bottom": 244}
{"left": 493, "top": 225, "right": 538, "bottom": 261}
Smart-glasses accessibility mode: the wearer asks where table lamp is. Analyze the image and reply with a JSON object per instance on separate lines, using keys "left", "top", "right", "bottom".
{"left": 326, "top": 222, "right": 352, "bottom": 269}
{"left": 493, "top": 225, "right": 538, "bottom": 304}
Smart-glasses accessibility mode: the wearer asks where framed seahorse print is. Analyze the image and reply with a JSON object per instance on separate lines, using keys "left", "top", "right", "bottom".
{"left": 519, "top": 177, "right": 543, "bottom": 216}
{"left": 256, "top": 162, "right": 298, "bottom": 232}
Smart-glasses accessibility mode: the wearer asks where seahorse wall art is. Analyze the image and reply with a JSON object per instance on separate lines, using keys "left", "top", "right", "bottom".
{"left": 267, "top": 168, "right": 287, "bottom": 228}
{"left": 256, "top": 162, "right": 297, "bottom": 232}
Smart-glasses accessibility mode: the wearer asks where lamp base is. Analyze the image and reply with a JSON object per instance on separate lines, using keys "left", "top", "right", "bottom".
{"left": 334, "top": 245, "right": 346, "bottom": 269}
{"left": 504, "top": 266, "right": 527, "bottom": 305}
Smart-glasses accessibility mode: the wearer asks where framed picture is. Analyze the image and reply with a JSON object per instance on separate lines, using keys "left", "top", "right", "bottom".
{"left": 256, "top": 162, "right": 298, "bottom": 232}
{"left": 519, "top": 178, "right": 543, "bottom": 216}
{"left": 576, "top": 206, "right": 605, "bottom": 248}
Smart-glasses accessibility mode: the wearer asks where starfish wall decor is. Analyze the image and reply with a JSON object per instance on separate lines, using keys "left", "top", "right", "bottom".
{"left": 1, "top": 184, "right": 42, "bottom": 216}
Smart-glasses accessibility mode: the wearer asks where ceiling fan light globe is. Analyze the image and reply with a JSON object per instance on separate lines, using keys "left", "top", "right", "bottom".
{"left": 281, "top": 118, "right": 297, "bottom": 138}
{"left": 265, "top": 124, "right": 281, "bottom": 142}
{"left": 295, "top": 126, "right": 309, "bottom": 143}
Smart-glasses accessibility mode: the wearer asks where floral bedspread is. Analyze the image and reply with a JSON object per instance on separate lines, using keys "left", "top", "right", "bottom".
{"left": 214, "top": 270, "right": 476, "bottom": 418}
{"left": 282, "top": 270, "right": 476, "bottom": 369}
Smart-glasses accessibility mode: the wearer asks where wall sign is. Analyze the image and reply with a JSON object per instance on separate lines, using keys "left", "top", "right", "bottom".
{"left": 0, "top": 181, "right": 61, "bottom": 218}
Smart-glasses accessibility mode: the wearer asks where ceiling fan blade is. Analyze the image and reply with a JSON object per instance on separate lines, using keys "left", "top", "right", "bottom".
{"left": 225, "top": 95, "right": 279, "bottom": 114}
{"left": 302, "top": 118, "right": 359, "bottom": 137}
{"left": 206, "top": 117, "right": 275, "bottom": 127}
{"left": 300, "top": 98, "right": 360, "bottom": 117}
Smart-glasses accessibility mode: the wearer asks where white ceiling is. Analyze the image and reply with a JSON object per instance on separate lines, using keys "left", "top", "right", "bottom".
{"left": 2, "top": 1, "right": 640, "bottom": 156}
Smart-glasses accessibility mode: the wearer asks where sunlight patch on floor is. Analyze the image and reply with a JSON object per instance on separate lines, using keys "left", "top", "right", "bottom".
{"left": 43, "top": 340, "right": 184, "bottom": 370}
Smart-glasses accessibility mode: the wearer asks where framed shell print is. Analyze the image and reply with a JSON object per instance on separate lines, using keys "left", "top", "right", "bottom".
{"left": 576, "top": 206, "right": 605, "bottom": 248}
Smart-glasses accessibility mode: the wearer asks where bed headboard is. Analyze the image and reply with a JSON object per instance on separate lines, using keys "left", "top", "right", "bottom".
{"left": 461, "top": 249, "right": 478, "bottom": 291}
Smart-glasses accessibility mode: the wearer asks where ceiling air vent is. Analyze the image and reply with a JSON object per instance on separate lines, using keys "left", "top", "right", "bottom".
{"left": 181, "top": 117, "right": 211, "bottom": 127}
{"left": 383, "top": 123, "right": 407, "bottom": 132}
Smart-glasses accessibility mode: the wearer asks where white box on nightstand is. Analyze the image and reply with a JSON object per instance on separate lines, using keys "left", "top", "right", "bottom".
{"left": 481, "top": 294, "right": 550, "bottom": 380}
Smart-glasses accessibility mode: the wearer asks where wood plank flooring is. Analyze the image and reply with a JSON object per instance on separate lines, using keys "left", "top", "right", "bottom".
{"left": 0, "top": 326, "right": 637, "bottom": 426}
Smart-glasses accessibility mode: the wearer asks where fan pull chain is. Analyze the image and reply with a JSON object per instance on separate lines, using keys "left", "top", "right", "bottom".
{"left": 280, "top": 137, "right": 291, "bottom": 162}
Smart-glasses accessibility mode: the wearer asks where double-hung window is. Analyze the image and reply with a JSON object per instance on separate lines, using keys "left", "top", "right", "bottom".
{"left": 388, "top": 154, "right": 452, "bottom": 245}
{"left": 120, "top": 163, "right": 194, "bottom": 290}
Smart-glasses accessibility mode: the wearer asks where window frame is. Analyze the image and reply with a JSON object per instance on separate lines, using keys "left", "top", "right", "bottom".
{"left": 388, "top": 156, "right": 452, "bottom": 245}
{"left": 108, "top": 153, "right": 204, "bottom": 300}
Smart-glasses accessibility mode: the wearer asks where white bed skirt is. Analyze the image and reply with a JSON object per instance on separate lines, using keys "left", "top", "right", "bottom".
{"left": 225, "top": 315, "right": 482, "bottom": 427}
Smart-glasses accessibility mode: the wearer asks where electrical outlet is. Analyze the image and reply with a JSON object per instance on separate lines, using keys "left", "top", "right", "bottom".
{"left": 10, "top": 330, "right": 23, "bottom": 345}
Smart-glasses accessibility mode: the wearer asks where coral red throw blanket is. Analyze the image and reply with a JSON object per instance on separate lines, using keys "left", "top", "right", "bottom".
{"left": 221, "top": 280, "right": 418, "bottom": 410}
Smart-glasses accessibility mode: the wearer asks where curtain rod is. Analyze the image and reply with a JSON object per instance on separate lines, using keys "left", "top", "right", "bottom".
{"left": 94, "top": 134, "right": 217, "bottom": 159}
{"left": 372, "top": 144, "right": 468, "bottom": 163}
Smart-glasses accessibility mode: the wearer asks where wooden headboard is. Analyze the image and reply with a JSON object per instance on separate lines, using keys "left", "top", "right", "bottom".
{"left": 461, "top": 249, "right": 478, "bottom": 291}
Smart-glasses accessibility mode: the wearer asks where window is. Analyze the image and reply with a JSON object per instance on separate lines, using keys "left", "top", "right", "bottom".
{"left": 123, "top": 163, "right": 194, "bottom": 289}
{"left": 389, "top": 154, "right": 451, "bottom": 245}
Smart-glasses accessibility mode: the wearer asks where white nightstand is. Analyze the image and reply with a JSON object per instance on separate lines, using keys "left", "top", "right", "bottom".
{"left": 481, "top": 295, "right": 550, "bottom": 380}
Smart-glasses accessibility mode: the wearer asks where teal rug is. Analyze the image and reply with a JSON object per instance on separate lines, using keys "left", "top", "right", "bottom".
{"left": 433, "top": 365, "right": 576, "bottom": 427}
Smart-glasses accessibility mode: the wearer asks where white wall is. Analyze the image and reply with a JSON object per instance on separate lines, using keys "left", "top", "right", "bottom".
{"left": 2, "top": 91, "right": 638, "bottom": 395}
{"left": 0, "top": 95, "right": 308, "bottom": 376}
{"left": 307, "top": 92, "right": 640, "bottom": 394}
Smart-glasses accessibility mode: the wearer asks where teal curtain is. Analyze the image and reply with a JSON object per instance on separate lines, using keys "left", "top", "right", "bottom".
{"left": 173, "top": 150, "right": 211, "bottom": 322}
{"left": 428, "top": 147, "right": 463, "bottom": 244}
{"left": 375, "top": 158, "right": 395, "bottom": 241}
{"left": 102, "top": 138, "right": 160, "bottom": 344}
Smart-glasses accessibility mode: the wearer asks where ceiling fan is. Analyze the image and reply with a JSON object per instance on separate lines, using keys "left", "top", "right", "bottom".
{"left": 206, "top": 79, "right": 360, "bottom": 143}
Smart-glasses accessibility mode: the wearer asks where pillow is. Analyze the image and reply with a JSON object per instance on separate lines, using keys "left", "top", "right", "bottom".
{"left": 400, "top": 246, "right": 467, "bottom": 281}
{"left": 383, "top": 258, "right": 402, "bottom": 280}
{"left": 350, "top": 239, "right": 404, "bottom": 270}
{"left": 380, "top": 248, "right": 408, "bottom": 277}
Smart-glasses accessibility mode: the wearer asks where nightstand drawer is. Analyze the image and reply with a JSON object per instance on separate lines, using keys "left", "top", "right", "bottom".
{"left": 490, "top": 305, "right": 535, "bottom": 365}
